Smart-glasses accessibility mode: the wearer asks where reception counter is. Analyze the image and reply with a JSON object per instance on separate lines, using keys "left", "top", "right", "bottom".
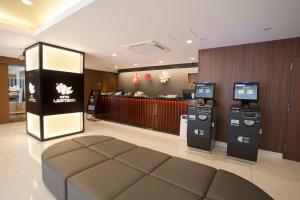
{"left": 98, "top": 95, "right": 191, "bottom": 134}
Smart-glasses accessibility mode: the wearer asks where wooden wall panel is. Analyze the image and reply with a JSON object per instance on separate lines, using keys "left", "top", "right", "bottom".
{"left": 0, "top": 56, "right": 25, "bottom": 66}
{"left": 84, "top": 69, "right": 118, "bottom": 112}
{"left": 240, "top": 42, "right": 271, "bottom": 150}
{"left": 263, "top": 39, "right": 298, "bottom": 152}
{"left": 219, "top": 46, "right": 243, "bottom": 142}
{"left": 198, "top": 37, "right": 300, "bottom": 152}
{"left": 0, "top": 64, "right": 9, "bottom": 124}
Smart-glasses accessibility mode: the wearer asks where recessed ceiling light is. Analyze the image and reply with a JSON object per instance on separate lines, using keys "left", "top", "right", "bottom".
{"left": 112, "top": 53, "right": 117, "bottom": 57}
{"left": 190, "top": 57, "right": 196, "bottom": 61}
{"left": 159, "top": 60, "right": 163, "bottom": 64}
{"left": 186, "top": 40, "right": 193, "bottom": 44}
{"left": 21, "top": 0, "right": 33, "bottom": 5}
{"left": 134, "top": 64, "right": 138, "bottom": 67}
{"left": 114, "top": 65, "right": 118, "bottom": 69}
{"left": 263, "top": 27, "right": 272, "bottom": 31}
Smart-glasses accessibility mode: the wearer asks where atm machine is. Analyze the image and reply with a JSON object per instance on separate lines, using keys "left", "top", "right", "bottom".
{"left": 187, "top": 83, "right": 216, "bottom": 151}
{"left": 227, "top": 82, "right": 261, "bottom": 162}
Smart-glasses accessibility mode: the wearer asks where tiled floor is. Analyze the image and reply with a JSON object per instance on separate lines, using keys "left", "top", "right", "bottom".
{"left": 0, "top": 120, "right": 300, "bottom": 200}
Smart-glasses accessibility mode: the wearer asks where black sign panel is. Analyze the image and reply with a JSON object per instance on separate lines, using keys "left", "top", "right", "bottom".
{"left": 25, "top": 70, "right": 41, "bottom": 115}
{"left": 42, "top": 70, "right": 83, "bottom": 115}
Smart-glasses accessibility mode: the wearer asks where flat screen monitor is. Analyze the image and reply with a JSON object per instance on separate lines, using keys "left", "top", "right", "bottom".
{"left": 195, "top": 83, "right": 215, "bottom": 99}
{"left": 233, "top": 82, "right": 258, "bottom": 101}
{"left": 182, "top": 89, "right": 193, "bottom": 99}
{"left": 116, "top": 88, "right": 124, "bottom": 95}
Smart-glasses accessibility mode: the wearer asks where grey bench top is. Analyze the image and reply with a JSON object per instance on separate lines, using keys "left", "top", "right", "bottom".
{"left": 41, "top": 135, "right": 273, "bottom": 200}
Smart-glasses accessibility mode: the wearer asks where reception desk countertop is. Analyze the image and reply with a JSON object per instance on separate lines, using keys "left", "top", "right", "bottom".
{"left": 102, "top": 94, "right": 192, "bottom": 101}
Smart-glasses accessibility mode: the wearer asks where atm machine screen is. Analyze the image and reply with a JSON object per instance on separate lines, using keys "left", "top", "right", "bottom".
{"left": 195, "top": 83, "right": 215, "bottom": 99}
{"left": 233, "top": 83, "right": 258, "bottom": 101}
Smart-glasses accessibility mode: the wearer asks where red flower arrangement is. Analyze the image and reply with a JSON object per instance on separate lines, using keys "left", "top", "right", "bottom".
{"left": 144, "top": 73, "right": 153, "bottom": 81}
{"left": 132, "top": 73, "right": 141, "bottom": 85}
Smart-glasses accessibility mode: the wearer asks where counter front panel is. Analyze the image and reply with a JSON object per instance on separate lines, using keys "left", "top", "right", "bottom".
{"left": 99, "top": 96, "right": 190, "bottom": 134}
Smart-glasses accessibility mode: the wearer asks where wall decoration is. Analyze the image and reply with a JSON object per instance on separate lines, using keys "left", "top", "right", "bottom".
{"left": 159, "top": 71, "right": 170, "bottom": 83}
{"left": 132, "top": 73, "right": 141, "bottom": 85}
{"left": 29, "top": 83, "right": 35, "bottom": 94}
{"left": 144, "top": 73, "right": 153, "bottom": 81}
{"left": 53, "top": 83, "right": 76, "bottom": 103}
{"left": 56, "top": 83, "right": 73, "bottom": 95}
{"left": 28, "top": 82, "right": 36, "bottom": 103}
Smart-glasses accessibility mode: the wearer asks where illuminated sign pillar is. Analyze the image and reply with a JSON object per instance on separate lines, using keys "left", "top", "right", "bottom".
{"left": 25, "top": 42, "right": 84, "bottom": 141}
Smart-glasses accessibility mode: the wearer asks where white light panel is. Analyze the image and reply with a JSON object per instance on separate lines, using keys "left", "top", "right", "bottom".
{"left": 27, "top": 112, "right": 41, "bottom": 139}
{"left": 43, "top": 112, "right": 83, "bottom": 139}
{"left": 42, "top": 45, "right": 83, "bottom": 73}
{"left": 25, "top": 45, "right": 39, "bottom": 71}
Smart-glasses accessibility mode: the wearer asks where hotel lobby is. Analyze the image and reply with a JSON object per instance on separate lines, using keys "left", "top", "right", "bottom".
{"left": 0, "top": 0, "right": 300, "bottom": 200}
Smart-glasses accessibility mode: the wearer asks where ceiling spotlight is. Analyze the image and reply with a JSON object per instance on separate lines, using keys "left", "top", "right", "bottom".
{"left": 114, "top": 65, "right": 118, "bottom": 69}
{"left": 263, "top": 27, "right": 272, "bottom": 31}
{"left": 112, "top": 53, "right": 117, "bottom": 57}
{"left": 21, "top": 0, "right": 33, "bottom": 5}
{"left": 190, "top": 57, "right": 196, "bottom": 61}
{"left": 134, "top": 64, "right": 138, "bottom": 67}
{"left": 186, "top": 40, "right": 193, "bottom": 44}
{"left": 159, "top": 60, "right": 163, "bottom": 64}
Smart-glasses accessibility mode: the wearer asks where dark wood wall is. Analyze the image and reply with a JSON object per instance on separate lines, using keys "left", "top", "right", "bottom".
{"left": 0, "top": 56, "right": 25, "bottom": 124}
{"left": 84, "top": 69, "right": 118, "bottom": 112}
{"left": 198, "top": 37, "right": 300, "bottom": 153}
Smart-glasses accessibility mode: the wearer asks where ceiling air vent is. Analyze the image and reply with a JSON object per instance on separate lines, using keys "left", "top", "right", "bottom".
{"left": 124, "top": 40, "right": 171, "bottom": 55}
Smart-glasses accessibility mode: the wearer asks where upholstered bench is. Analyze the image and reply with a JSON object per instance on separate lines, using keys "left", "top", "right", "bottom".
{"left": 42, "top": 135, "right": 273, "bottom": 200}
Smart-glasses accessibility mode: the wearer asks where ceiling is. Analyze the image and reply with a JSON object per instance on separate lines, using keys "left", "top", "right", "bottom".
{"left": 0, "top": 0, "right": 87, "bottom": 31}
{"left": 1, "top": 0, "right": 300, "bottom": 72}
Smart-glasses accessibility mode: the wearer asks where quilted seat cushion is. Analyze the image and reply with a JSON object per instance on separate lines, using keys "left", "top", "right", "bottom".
{"left": 115, "top": 147, "right": 171, "bottom": 173}
{"left": 114, "top": 175, "right": 200, "bottom": 200}
{"left": 205, "top": 170, "right": 273, "bottom": 200}
{"left": 151, "top": 157, "right": 216, "bottom": 197}
{"left": 67, "top": 160, "right": 145, "bottom": 200}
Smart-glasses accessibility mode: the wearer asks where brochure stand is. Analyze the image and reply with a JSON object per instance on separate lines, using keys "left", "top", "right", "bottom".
{"left": 86, "top": 89, "right": 101, "bottom": 121}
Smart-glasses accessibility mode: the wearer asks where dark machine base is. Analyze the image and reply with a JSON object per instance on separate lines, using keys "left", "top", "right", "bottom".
{"left": 227, "top": 105, "right": 261, "bottom": 162}
{"left": 227, "top": 143, "right": 258, "bottom": 162}
{"left": 187, "top": 137, "right": 213, "bottom": 151}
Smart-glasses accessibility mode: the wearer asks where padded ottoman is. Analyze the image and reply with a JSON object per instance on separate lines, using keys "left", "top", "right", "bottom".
{"left": 41, "top": 135, "right": 273, "bottom": 200}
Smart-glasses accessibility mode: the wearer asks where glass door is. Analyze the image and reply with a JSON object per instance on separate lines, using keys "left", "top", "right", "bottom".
{"left": 8, "top": 65, "right": 26, "bottom": 122}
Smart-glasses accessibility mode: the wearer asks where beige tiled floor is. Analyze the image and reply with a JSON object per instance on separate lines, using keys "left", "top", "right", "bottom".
{"left": 0, "top": 120, "right": 300, "bottom": 200}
